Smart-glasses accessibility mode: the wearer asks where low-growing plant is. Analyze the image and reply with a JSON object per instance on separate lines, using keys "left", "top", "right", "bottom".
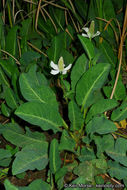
{"left": 0, "top": 0, "right": 127, "bottom": 190}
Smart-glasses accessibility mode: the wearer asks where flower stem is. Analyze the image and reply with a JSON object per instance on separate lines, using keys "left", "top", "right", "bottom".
{"left": 60, "top": 75, "right": 68, "bottom": 103}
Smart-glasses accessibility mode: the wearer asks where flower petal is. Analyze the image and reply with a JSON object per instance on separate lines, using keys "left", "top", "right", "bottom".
{"left": 50, "top": 69, "right": 60, "bottom": 75}
{"left": 50, "top": 61, "right": 58, "bottom": 70}
{"left": 62, "top": 70, "right": 67, "bottom": 75}
{"left": 82, "top": 33, "right": 89, "bottom": 38}
{"left": 82, "top": 27, "right": 89, "bottom": 33}
{"left": 63, "top": 64, "right": 72, "bottom": 71}
{"left": 93, "top": 31, "right": 100, "bottom": 38}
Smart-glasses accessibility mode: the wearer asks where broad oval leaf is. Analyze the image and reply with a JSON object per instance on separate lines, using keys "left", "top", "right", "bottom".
{"left": 19, "top": 65, "right": 57, "bottom": 105}
{"left": 15, "top": 102, "right": 63, "bottom": 133}
{"left": 1, "top": 103, "right": 11, "bottom": 117}
{"left": 71, "top": 54, "right": 88, "bottom": 90}
{"left": 76, "top": 63, "right": 111, "bottom": 110}
{"left": 59, "top": 130, "right": 76, "bottom": 152}
{"left": 73, "top": 161, "right": 94, "bottom": 182}
{"left": 78, "top": 147, "right": 96, "bottom": 162}
{"left": 12, "top": 142, "right": 48, "bottom": 175}
{"left": 26, "top": 179, "right": 51, "bottom": 190}
{"left": 47, "top": 34, "right": 64, "bottom": 63}
{"left": 2, "top": 123, "right": 46, "bottom": 148}
{"left": 0, "top": 149, "right": 11, "bottom": 160}
{"left": 4, "top": 87, "right": 18, "bottom": 109}
{"left": 4, "top": 179, "right": 51, "bottom": 190}
{"left": 86, "top": 116, "right": 117, "bottom": 137}
{"left": 4, "top": 180, "right": 18, "bottom": 190}
{"left": 78, "top": 35, "right": 94, "bottom": 60}
{"left": 108, "top": 160, "right": 127, "bottom": 180}
{"left": 0, "top": 59, "right": 17, "bottom": 78}
{"left": 99, "top": 41, "right": 116, "bottom": 67}
{"left": 106, "top": 137, "right": 127, "bottom": 167}
{"left": 20, "top": 51, "right": 41, "bottom": 65}
{"left": 93, "top": 134, "right": 114, "bottom": 158}
{"left": 86, "top": 99, "right": 119, "bottom": 123}
{"left": 111, "top": 102, "right": 127, "bottom": 121}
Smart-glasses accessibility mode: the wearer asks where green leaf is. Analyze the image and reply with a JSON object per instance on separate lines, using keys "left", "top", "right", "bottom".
{"left": 78, "top": 147, "right": 96, "bottom": 162}
{"left": 111, "top": 102, "right": 127, "bottom": 121}
{"left": 73, "top": 159, "right": 107, "bottom": 186}
{"left": 20, "top": 51, "right": 41, "bottom": 65}
{"left": 6, "top": 26, "right": 19, "bottom": 56}
{"left": 4, "top": 87, "right": 18, "bottom": 109}
{"left": 108, "top": 160, "right": 127, "bottom": 180}
{"left": 12, "top": 142, "right": 48, "bottom": 175}
{"left": 106, "top": 137, "right": 127, "bottom": 167}
{"left": 20, "top": 18, "right": 32, "bottom": 53}
{"left": 95, "top": 176, "right": 104, "bottom": 185}
{"left": 19, "top": 65, "right": 57, "bottom": 105}
{"left": 71, "top": 54, "right": 88, "bottom": 90}
{"left": 92, "top": 159, "right": 107, "bottom": 171}
{"left": 11, "top": 72, "right": 20, "bottom": 100}
{"left": 2, "top": 123, "right": 46, "bottom": 148}
{"left": 86, "top": 99, "right": 119, "bottom": 123}
{"left": 0, "top": 13, "right": 5, "bottom": 49}
{"left": 49, "top": 139, "right": 61, "bottom": 174}
{"left": 0, "top": 149, "right": 11, "bottom": 160}
{"left": 50, "top": 8, "right": 65, "bottom": 30}
{"left": 78, "top": 35, "right": 95, "bottom": 60}
{"left": 0, "top": 158, "right": 11, "bottom": 167}
{"left": 66, "top": 25, "right": 75, "bottom": 48}
{"left": 65, "top": 177, "right": 86, "bottom": 190}
{"left": 74, "top": 0, "right": 88, "bottom": 19}
{"left": 16, "top": 172, "right": 26, "bottom": 179}
{"left": 103, "top": 79, "right": 126, "bottom": 101}
{"left": 47, "top": 34, "right": 65, "bottom": 63}
{"left": 86, "top": 116, "right": 117, "bottom": 137}
{"left": 25, "top": 179, "right": 51, "bottom": 190}
{"left": 4, "top": 179, "right": 19, "bottom": 190}
{"left": 73, "top": 161, "right": 95, "bottom": 182}
{"left": 103, "top": 86, "right": 112, "bottom": 98}
{"left": 61, "top": 0, "right": 83, "bottom": 25}
{"left": 38, "top": 18, "right": 55, "bottom": 38}
{"left": 0, "top": 59, "right": 18, "bottom": 78}
{"left": 1, "top": 103, "right": 11, "bottom": 117}
{"left": 60, "top": 49, "right": 74, "bottom": 66}
{"left": 123, "top": 177, "right": 127, "bottom": 188}
{"left": 93, "top": 134, "right": 114, "bottom": 157}
{"left": 62, "top": 80, "right": 70, "bottom": 92}
{"left": 15, "top": 102, "right": 63, "bottom": 133}
{"left": 65, "top": 161, "right": 78, "bottom": 173}
{"left": 68, "top": 100, "right": 84, "bottom": 131}
{"left": 114, "top": 79, "right": 126, "bottom": 100}
{"left": 59, "top": 130, "right": 76, "bottom": 152}
{"left": 4, "top": 179, "right": 51, "bottom": 190}
{"left": 76, "top": 63, "right": 111, "bottom": 110}
{"left": 0, "top": 67, "right": 10, "bottom": 87}
{"left": 55, "top": 167, "right": 67, "bottom": 182}
{"left": 99, "top": 41, "right": 116, "bottom": 67}
{"left": 103, "top": 0, "right": 116, "bottom": 20}
{"left": 74, "top": 162, "right": 93, "bottom": 181}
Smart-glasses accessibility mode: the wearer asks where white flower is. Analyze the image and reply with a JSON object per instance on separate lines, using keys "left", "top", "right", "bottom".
{"left": 82, "top": 20, "right": 100, "bottom": 39}
{"left": 50, "top": 57, "right": 72, "bottom": 75}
